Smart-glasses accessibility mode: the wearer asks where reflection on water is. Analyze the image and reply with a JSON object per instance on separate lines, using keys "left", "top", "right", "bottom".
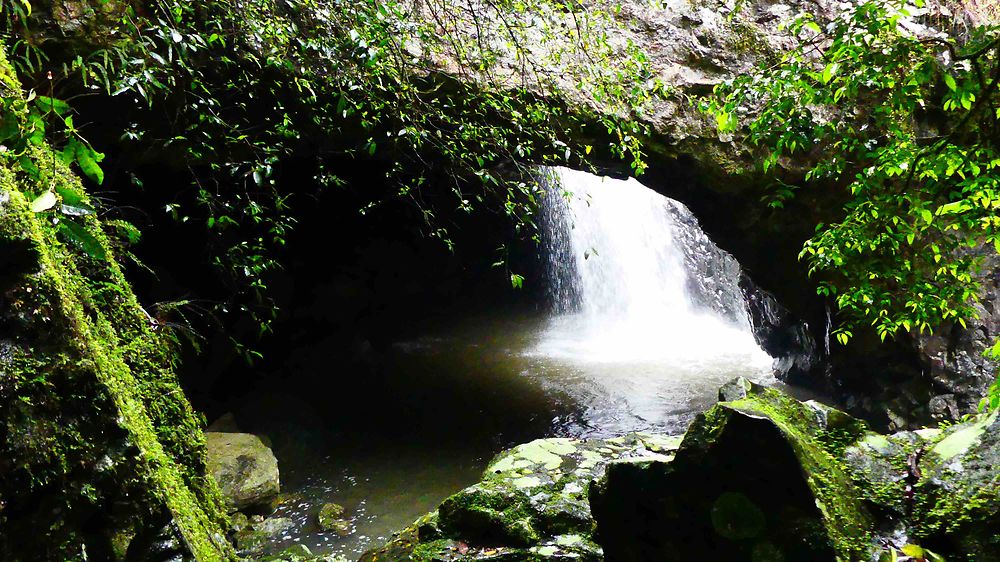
{"left": 249, "top": 312, "right": 776, "bottom": 559}
{"left": 251, "top": 169, "right": 783, "bottom": 559}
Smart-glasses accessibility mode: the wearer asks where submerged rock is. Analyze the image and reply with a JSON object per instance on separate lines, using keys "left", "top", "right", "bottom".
{"left": 360, "top": 433, "right": 681, "bottom": 561}
{"left": 316, "top": 502, "right": 351, "bottom": 535}
{"left": 206, "top": 432, "right": 280, "bottom": 511}
{"left": 259, "top": 544, "right": 350, "bottom": 561}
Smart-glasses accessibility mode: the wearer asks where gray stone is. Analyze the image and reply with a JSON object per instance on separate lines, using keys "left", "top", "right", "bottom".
{"left": 256, "top": 516, "right": 294, "bottom": 537}
{"left": 717, "top": 376, "right": 751, "bottom": 401}
{"left": 233, "top": 516, "right": 294, "bottom": 553}
{"left": 206, "top": 432, "right": 280, "bottom": 511}
{"left": 360, "top": 433, "right": 679, "bottom": 561}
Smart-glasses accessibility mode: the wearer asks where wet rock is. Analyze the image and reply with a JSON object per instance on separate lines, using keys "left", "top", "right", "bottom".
{"left": 323, "top": 519, "right": 353, "bottom": 537}
{"left": 592, "top": 380, "right": 866, "bottom": 561}
{"left": 230, "top": 512, "right": 250, "bottom": 533}
{"left": 591, "top": 378, "right": 1000, "bottom": 562}
{"left": 260, "top": 544, "right": 314, "bottom": 561}
{"left": 360, "top": 433, "right": 680, "bottom": 561}
{"left": 206, "top": 432, "right": 280, "bottom": 511}
{"left": 717, "top": 376, "right": 751, "bottom": 401}
{"left": 259, "top": 544, "right": 351, "bottom": 561}
{"left": 257, "top": 516, "right": 294, "bottom": 536}
{"left": 233, "top": 516, "right": 294, "bottom": 552}
{"left": 317, "top": 502, "right": 345, "bottom": 525}
{"left": 316, "top": 503, "right": 353, "bottom": 535}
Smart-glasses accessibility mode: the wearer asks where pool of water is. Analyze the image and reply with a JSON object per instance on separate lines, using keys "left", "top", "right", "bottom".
{"left": 235, "top": 311, "right": 780, "bottom": 559}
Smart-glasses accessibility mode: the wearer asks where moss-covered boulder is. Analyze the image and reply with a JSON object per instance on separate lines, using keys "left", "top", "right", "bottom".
{"left": 0, "top": 45, "right": 232, "bottom": 560}
{"left": 591, "top": 378, "right": 873, "bottom": 561}
{"left": 591, "top": 378, "right": 1000, "bottom": 562}
{"left": 359, "top": 433, "right": 681, "bottom": 562}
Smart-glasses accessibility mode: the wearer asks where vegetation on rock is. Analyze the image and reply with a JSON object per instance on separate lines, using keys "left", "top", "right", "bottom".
{"left": 360, "top": 433, "right": 680, "bottom": 562}
{"left": 593, "top": 378, "right": 1000, "bottom": 561}
{"left": 704, "top": 0, "right": 1000, "bottom": 405}
{"left": 0, "top": 42, "right": 232, "bottom": 561}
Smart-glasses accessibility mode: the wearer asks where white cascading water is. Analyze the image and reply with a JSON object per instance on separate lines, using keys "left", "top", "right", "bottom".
{"left": 530, "top": 167, "right": 773, "bottom": 432}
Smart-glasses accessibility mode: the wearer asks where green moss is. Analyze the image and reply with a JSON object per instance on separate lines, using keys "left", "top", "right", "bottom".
{"left": 720, "top": 385, "right": 877, "bottom": 560}
{"left": 0, "top": 43, "right": 232, "bottom": 560}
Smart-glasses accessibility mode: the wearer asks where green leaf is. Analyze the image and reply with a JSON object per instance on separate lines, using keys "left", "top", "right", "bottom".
{"left": 821, "top": 62, "right": 839, "bottom": 84}
{"left": 75, "top": 144, "right": 105, "bottom": 185}
{"left": 54, "top": 182, "right": 88, "bottom": 206}
{"left": 18, "top": 156, "right": 40, "bottom": 180}
{"left": 34, "top": 96, "right": 70, "bottom": 115}
{"left": 943, "top": 73, "right": 957, "bottom": 91}
{"left": 58, "top": 220, "right": 107, "bottom": 260}
{"left": 29, "top": 191, "right": 57, "bottom": 213}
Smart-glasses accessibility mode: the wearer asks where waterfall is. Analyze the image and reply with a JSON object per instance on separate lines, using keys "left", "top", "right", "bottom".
{"left": 536, "top": 167, "right": 771, "bottom": 368}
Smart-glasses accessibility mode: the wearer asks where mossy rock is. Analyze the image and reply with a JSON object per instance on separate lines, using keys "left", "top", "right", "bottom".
{"left": 592, "top": 378, "right": 1000, "bottom": 562}
{"left": 206, "top": 432, "right": 280, "bottom": 511}
{"left": 591, "top": 378, "right": 875, "bottom": 561}
{"left": 0, "top": 43, "right": 232, "bottom": 560}
{"left": 360, "top": 433, "right": 678, "bottom": 562}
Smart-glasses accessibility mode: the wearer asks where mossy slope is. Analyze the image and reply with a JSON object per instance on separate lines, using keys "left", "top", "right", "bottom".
{"left": 0, "top": 44, "right": 233, "bottom": 561}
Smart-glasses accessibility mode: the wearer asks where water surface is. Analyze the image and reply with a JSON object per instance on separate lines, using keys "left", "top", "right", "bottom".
{"left": 249, "top": 168, "right": 782, "bottom": 559}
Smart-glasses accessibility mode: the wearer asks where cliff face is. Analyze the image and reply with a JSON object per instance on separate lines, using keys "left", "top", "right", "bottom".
{"left": 12, "top": 1, "right": 999, "bottom": 424}
{"left": 0, "top": 46, "right": 232, "bottom": 561}
{"left": 415, "top": 0, "right": 1000, "bottom": 428}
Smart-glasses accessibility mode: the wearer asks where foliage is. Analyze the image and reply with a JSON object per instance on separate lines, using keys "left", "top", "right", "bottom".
{"left": 703, "top": 0, "right": 1000, "bottom": 402}
{"left": 879, "top": 544, "right": 946, "bottom": 562}
{"left": 2, "top": 0, "right": 657, "bottom": 357}
{"left": 0, "top": 41, "right": 232, "bottom": 560}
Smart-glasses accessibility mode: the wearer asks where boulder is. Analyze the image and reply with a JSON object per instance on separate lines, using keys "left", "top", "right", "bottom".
{"left": 206, "top": 432, "right": 280, "bottom": 511}
{"left": 591, "top": 378, "right": 1000, "bottom": 562}
{"left": 360, "top": 433, "right": 681, "bottom": 561}
{"left": 591, "top": 378, "right": 872, "bottom": 561}
{"left": 233, "top": 515, "right": 294, "bottom": 552}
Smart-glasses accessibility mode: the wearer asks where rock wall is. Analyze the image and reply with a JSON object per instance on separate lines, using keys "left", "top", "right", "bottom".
{"left": 0, "top": 46, "right": 232, "bottom": 561}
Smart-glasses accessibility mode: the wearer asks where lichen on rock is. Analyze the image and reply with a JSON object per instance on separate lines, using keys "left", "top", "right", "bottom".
{"left": 206, "top": 431, "right": 281, "bottom": 512}
{"left": 360, "top": 433, "right": 680, "bottom": 562}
